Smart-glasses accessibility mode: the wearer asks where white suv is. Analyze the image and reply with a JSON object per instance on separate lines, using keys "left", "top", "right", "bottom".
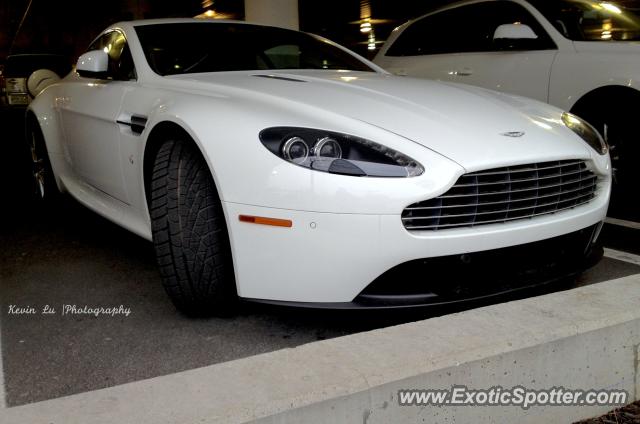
{"left": 375, "top": 0, "right": 639, "bottom": 220}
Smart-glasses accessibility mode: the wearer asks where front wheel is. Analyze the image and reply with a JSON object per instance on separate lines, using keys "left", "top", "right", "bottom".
{"left": 149, "top": 138, "right": 238, "bottom": 317}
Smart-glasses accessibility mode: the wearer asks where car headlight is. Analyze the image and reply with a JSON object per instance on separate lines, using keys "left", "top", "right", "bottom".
{"left": 561, "top": 112, "right": 608, "bottom": 155}
{"left": 259, "top": 127, "right": 424, "bottom": 177}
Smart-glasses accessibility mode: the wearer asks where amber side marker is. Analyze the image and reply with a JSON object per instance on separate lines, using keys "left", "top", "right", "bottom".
{"left": 239, "top": 214, "right": 293, "bottom": 228}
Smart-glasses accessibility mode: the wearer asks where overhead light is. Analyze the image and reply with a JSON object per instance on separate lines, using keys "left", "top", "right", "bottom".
{"left": 195, "top": 9, "right": 234, "bottom": 19}
{"left": 601, "top": 2, "right": 622, "bottom": 13}
{"left": 360, "top": 22, "right": 372, "bottom": 33}
{"left": 367, "top": 30, "right": 377, "bottom": 50}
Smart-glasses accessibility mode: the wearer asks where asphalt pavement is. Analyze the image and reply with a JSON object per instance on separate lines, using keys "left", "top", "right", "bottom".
{"left": 1, "top": 111, "right": 639, "bottom": 408}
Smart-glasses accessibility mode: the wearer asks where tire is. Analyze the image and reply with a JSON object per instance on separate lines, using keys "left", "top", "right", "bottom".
{"left": 150, "top": 138, "right": 238, "bottom": 317}
{"left": 26, "top": 118, "right": 59, "bottom": 203}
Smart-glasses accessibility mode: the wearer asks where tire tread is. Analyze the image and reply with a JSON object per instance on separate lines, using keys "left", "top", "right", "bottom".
{"left": 150, "top": 139, "right": 236, "bottom": 316}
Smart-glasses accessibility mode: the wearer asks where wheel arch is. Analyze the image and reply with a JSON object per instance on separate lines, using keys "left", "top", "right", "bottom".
{"left": 24, "top": 105, "right": 66, "bottom": 192}
{"left": 25, "top": 89, "right": 66, "bottom": 156}
{"left": 142, "top": 120, "right": 222, "bottom": 209}
{"left": 25, "top": 109, "right": 40, "bottom": 137}
{"left": 569, "top": 85, "right": 638, "bottom": 219}
{"left": 144, "top": 121, "right": 186, "bottom": 207}
{"left": 570, "top": 85, "right": 640, "bottom": 120}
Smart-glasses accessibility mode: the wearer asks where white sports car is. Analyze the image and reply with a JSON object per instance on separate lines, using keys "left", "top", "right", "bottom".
{"left": 27, "top": 19, "right": 611, "bottom": 315}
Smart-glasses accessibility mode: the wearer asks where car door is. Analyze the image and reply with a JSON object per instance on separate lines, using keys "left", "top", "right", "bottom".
{"left": 59, "top": 30, "right": 137, "bottom": 203}
{"left": 379, "top": 1, "right": 558, "bottom": 103}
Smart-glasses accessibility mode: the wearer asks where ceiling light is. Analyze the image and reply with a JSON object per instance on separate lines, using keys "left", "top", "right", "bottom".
{"left": 601, "top": 2, "right": 622, "bottom": 13}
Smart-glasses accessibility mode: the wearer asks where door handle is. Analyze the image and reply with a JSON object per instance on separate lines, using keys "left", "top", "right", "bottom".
{"left": 455, "top": 68, "right": 473, "bottom": 76}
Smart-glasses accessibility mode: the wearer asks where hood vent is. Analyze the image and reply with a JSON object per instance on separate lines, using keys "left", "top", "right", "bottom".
{"left": 252, "top": 74, "right": 306, "bottom": 83}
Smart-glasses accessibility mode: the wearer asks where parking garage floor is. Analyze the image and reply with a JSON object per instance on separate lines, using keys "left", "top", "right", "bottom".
{"left": 1, "top": 113, "right": 639, "bottom": 409}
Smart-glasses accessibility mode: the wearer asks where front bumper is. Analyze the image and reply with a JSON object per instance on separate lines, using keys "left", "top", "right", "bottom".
{"left": 350, "top": 223, "right": 603, "bottom": 309}
{"left": 223, "top": 181, "right": 609, "bottom": 306}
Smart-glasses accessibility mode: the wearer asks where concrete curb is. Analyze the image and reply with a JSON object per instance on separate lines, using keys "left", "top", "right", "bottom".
{"left": 2, "top": 275, "right": 639, "bottom": 423}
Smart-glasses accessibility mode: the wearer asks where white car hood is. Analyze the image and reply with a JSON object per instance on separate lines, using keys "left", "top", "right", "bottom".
{"left": 166, "top": 70, "right": 589, "bottom": 170}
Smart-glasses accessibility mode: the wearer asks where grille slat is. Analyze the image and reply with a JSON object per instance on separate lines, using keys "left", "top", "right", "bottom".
{"left": 402, "top": 160, "right": 599, "bottom": 231}
{"left": 401, "top": 191, "right": 596, "bottom": 221}
{"left": 404, "top": 183, "right": 600, "bottom": 210}
{"left": 453, "top": 167, "right": 588, "bottom": 187}
{"left": 437, "top": 175, "right": 596, "bottom": 198}
{"left": 464, "top": 160, "right": 584, "bottom": 176}
{"left": 405, "top": 198, "right": 595, "bottom": 230}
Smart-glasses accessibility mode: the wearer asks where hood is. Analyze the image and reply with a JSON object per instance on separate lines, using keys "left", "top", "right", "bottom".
{"left": 166, "top": 70, "right": 590, "bottom": 171}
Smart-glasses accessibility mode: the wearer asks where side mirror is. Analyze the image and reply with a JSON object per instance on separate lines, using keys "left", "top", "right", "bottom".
{"left": 27, "top": 69, "right": 61, "bottom": 97}
{"left": 493, "top": 23, "right": 538, "bottom": 40}
{"left": 76, "top": 50, "right": 109, "bottom": 78}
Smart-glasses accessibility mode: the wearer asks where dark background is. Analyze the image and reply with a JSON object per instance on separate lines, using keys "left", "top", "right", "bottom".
{"left": 0, "top": 0, "right": 454, "bottom": 65}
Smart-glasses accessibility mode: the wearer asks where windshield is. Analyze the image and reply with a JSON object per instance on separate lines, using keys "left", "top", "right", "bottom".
{"left": 134, "top": 22, "right": 374, "bottom": 76}
{"left": 530, "top": 0, "right": 640, "bottom": 41}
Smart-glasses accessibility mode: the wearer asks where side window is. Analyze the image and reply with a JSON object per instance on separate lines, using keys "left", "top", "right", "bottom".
{"left": 87, "top": 30, "right": 136, "bottom": 80}
{"left": 386, "top": 1, "right": 555, "bottom": 57}
{"left": 386, "top": 8, "right": 475, "bottom": 57}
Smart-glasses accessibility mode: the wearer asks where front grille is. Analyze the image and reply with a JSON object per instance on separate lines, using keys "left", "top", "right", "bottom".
{"left": 402, "top": 160, "right": 599, "bottom": 231}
